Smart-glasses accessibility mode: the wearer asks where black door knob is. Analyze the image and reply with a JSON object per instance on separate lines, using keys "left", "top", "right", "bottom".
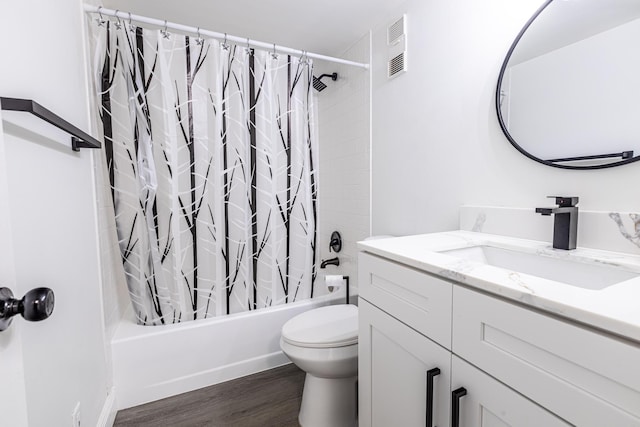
{"left": 0, "top": 287, "right": 55, "bottom": 331}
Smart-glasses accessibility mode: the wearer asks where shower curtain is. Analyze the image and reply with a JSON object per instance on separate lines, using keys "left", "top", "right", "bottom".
{"left": 90, "top": 21, "right": 318, "bottom": 325}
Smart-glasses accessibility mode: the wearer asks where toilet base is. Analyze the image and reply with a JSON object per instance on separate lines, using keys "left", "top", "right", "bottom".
{"left": 298, "top": 373, "right": 358, "bottom": 427}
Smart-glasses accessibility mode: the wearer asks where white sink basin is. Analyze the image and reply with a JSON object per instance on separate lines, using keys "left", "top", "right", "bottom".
{"left": 440, "top": 245, "right": 639, "bottom": 290}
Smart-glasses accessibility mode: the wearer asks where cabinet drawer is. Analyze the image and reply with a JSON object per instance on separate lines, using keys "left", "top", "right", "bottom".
{"left": 453, "top": 286, "right": 640, "bottom": 427}
{"left": 358, "top": 252, "right": 452, "bottom": 349}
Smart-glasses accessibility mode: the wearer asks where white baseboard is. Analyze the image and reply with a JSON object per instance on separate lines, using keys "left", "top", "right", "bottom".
{"left": 97, "top": 387, "right": 117, "bottom": 427}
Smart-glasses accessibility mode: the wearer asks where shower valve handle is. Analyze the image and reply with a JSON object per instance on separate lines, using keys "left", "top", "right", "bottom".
{"left": 329, "top": 231, "right": 342, "bottom": 253}
{"left": 0, "top": 287, "right": 55, "bottom": 331}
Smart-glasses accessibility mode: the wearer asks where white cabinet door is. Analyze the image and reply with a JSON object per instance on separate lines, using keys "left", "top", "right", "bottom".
{"left": 359, "top": 298, "right": 451, "bottom": 427}
{"left": 451, "top": 356, "right": 570, "bottom": 427}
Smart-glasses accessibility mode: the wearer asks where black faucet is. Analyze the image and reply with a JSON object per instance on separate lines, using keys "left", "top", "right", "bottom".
{"left": 320, "top": 257, "right": 340, "bottom": 269}
{"left": 535, "top": 196, "right": 579, "bottom": 250}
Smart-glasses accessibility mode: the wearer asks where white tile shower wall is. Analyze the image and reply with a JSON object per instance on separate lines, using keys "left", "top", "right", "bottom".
{"left": 315, "top": 33, "right": 371, "bottom": 298}
{"left": 460, "top": 205, "right": 640, "bottom": 255}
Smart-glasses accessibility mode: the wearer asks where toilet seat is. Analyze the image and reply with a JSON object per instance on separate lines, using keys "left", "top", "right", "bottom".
{"left": 281, "top": 305, "right": 358, "bottom": 349}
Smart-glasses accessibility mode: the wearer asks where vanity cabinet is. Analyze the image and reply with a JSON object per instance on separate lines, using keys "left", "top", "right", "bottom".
{"left": 359, "top": 300, "right": 568, "bottom": 427}
{"left": 358, "top": 252, "right": 640, "bottom": 427}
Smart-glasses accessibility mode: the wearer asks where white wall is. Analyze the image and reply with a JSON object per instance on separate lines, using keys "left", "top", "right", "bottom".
{"left": 372, "top": 0, "right": 640, "bottom": 239}
{"left": 316, "top": 34, "right": 371, "bottom": 295}
{"left": 507, "top": 17, "right": 640, "bottom": 160}
{"left": 0, "top": 0, "right": 112, "bottom": 425}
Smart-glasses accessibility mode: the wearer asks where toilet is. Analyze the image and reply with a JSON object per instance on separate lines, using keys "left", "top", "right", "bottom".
{"left": 280, "top": 304, "right": 359, "bottom": 427}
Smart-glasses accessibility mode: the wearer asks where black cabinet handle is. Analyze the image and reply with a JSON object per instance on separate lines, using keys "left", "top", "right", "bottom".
{"left": 426, "top": 367, "right": 440, "bottom": 427}
{"left": 451, "top": 387, "right": 467, "bottom": 427}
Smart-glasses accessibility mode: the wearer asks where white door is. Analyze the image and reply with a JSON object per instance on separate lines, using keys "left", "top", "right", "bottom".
{"left": 451, "top": 356, "right": 570, "bottom": 427}
{"left": 0, "top": 127, "right": 29, "bottom": 426}
{"left": 0, "top": 111, "right": 110, "bottom": 426}
{"left": 359, "top": 299, "right": 451, "bottom": 427}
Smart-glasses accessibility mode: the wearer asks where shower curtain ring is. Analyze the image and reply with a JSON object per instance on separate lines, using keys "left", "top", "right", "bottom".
{"left": 222, "top": 33, "right": 229, "bottom": 50}
{"left": 114, "top": 10, "right": 122, "bottom": 30}
{"left": 300, "top": 50, "right": 309, "bottom": 65}
{"left": 271, "top": 43, "right": 278, "bottom": 59}
{"left": 196, "top": 27, "right": 204, "bottom": 45}
{"left": 245, "top": 37, "right": 252, "bottom": 54}
{"left": 161, "top": 20, "right": 171, "bottom": 39}
{"left": 128, "top": 11, "right": 136, "bottom": 32}
{"left": 96, "top": 6, "right": 107, "bottom": 26}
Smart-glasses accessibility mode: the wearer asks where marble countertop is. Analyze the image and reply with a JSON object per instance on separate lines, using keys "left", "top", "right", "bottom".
{"left": 357, "top": 231, "right": 640, "bottom": 344}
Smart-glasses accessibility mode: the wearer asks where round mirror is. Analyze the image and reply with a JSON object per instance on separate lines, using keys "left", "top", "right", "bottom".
{"left": 496, "top": 0, "right": 640, "bottom": 169}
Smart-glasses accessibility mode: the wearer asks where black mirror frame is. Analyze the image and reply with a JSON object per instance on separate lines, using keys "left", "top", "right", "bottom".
{"left": 495, "top": 0, "right": 640, "bottom": 170}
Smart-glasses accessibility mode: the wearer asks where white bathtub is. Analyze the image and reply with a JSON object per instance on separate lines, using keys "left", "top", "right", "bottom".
{"left": 112, "top": 292, "right": 352, "bottom": 409}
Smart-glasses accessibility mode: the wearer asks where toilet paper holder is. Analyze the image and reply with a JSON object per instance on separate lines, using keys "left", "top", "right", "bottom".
{"left": 343, "top": 276, "right": 350, "bottom": 305}
{"left": 326, "top": 275, "right": 350, "bottom": 305}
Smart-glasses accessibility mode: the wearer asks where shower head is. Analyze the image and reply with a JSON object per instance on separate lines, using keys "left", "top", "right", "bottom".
{"left": 312, "top": 72, "right": 338, "bottom": 92}
{"left": 313, "top": 77, "right": 327, "bottom": 92}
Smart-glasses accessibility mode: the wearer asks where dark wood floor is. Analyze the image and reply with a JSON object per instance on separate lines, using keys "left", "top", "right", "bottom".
{"left": 114, "top": 364, "right": 305, "bottom": 427}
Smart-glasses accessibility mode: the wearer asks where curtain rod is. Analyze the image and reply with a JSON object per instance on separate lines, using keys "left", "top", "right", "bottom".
{"left": 84, "top": 5, "right": 370, "bottom": 70}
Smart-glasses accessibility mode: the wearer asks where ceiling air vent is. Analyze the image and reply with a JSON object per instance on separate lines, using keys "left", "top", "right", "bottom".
{"left": 387, "top": 14, "right": 407, "bottom": 79}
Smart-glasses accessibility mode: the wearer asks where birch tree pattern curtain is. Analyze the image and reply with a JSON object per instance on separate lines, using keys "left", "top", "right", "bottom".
{"left": 90, "top": 22, "right": 318, "bottom": 325}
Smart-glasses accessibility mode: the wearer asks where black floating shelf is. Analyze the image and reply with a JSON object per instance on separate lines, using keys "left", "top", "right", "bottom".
{"left": 0, "top": 97, "right": 101, "bottom": 152}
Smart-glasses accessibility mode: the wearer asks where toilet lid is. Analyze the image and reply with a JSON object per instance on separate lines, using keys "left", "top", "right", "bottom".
{"left": 281, "top": 305, "right": 358, "bottom": 348}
